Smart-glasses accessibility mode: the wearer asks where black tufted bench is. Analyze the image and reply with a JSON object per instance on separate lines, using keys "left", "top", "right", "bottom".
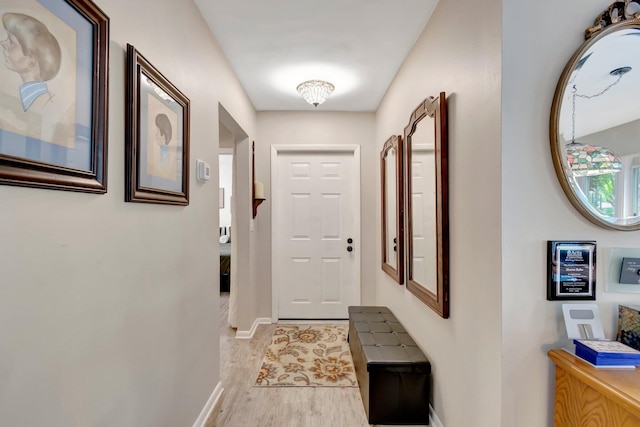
{"left": 348, "top": 306, "right": 431, "bottom": 425}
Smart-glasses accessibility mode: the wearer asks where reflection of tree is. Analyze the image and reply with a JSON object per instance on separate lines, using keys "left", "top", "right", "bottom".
{"left": 588, "top": 173, "right": 616, "bottom": 215}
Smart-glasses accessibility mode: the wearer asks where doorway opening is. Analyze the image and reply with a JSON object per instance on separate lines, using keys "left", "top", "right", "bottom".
{"left": 218, "top": 104, "right": 249, "bottom": 330}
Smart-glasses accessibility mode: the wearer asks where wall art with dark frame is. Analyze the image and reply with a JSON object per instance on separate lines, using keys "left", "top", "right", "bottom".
{"left": 0, "top": 0, "right": 109, "bottom": 193}
{"left": 125, "top": 44, "right": 190, "bottom": 205}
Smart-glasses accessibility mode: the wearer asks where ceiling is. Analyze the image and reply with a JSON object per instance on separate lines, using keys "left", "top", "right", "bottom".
{"left": 193, "top": 0, "right": 438, "bottom": 112}
{"left": 558, "top": 28, "right": 640, "bottom": 150}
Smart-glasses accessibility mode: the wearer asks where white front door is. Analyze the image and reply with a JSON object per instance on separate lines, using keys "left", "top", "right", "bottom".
{"left": 411, "top": 144, "right": 437, "bottom": 293}
{"left": 272, "top": 146, "right": 361, "bottom": 319}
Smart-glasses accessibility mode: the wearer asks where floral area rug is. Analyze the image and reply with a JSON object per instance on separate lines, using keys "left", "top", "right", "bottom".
{"left": 254, "top": 324, "right": 357, "bottom": 387}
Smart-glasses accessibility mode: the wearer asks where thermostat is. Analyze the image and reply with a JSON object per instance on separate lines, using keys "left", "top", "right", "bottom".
{"left": 196, "top": 159, "right": 211, "bottom": 182}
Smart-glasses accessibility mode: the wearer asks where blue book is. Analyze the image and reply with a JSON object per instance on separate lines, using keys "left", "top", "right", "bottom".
{"left": 574, "top": 339, "right": 640, "bottom": 366}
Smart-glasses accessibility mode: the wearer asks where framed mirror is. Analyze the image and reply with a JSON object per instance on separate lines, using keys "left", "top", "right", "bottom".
{"left": 381, "top": 135, "right": 404, "bottom": 284}
{"left": 550, "top": 1, "right": 640, "bottom": 230}
{"left": 404, "top": 93, "right": 449, "bottom": 318}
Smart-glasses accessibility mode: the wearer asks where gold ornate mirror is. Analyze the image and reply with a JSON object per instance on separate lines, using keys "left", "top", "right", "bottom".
{"left": 550, "top": 0, "right": 640, "bottom": 230}
{"left": 381, "top": 135, "right": 404, "bottom": 284}
{"left": 405, "top": 93, "right": 449, "bottom": 318}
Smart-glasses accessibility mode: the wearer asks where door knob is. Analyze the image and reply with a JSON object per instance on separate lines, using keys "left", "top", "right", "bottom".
{"left": 347, "top": 238, "right": 353, "bottom": 244}
{"left": 347, "top": 246, "right": 353, "bottom": 252}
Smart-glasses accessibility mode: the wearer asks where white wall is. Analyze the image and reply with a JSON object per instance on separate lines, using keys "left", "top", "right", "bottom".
{"left": 6, "top": 1, "right": 640, "bottom": 426}
{"left": 375, "top": 0, "right": 503, "bottom": 425}
{"left": 0, "top": 0, "right": 256, "bottom": 425}
{"left": 502, "top": 0, "right": 640, "bottom": 426}
{"left": 256, "top": 112, "right": 377, "bottom": 317}
{"left": 376, "top": 0, "right": 640, "bottom": 425}
{"left": 219, "top": 154, "right": 232, "bottom": 227}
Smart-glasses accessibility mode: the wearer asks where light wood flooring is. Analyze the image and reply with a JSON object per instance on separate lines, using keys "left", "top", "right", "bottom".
{"left": 205, "top": 293, "right": 370, "bottom": 427}
{"left": 207, "top": 294, "right": 430, "bottom": 427}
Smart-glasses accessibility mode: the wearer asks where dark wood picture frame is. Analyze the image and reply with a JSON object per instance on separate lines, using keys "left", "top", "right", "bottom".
{"left": 381, "top": 135, "right": 404, "bottom": 284}
{"left": 125, "top": 44, "right": 190, "bottom": 205}
{"left": 404, "top": 93, "right": 449, "bottom": 318}
{"left": 0, "top": 0, "right": 109, "bottom": 193}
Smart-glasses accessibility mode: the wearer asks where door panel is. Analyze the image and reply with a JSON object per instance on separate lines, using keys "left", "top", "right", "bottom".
{"left": 411, "top": 146, "right": 437, "bottom": 294}
{"left": 273, "top": 148, "right": 360, "bottom": 319}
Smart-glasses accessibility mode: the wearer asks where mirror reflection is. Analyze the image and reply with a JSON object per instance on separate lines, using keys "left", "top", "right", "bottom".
{"left": 552, "top": 17, "right": 640, "bottom": 230}
{"left": 385, "top": 147, "right": 397, "bottom": 269}
{"left": 410, "top": 119, "right": 437, "bottom": 293}
{"left": 381, "top": 135, "right": 403, "bottom": 284}
{"left": 404, "top": 93, "right": 449, "bottom": 318}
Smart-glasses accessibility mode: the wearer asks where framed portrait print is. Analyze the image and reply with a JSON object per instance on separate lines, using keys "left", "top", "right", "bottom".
{"left": 125, "top": 44, "right": 190, "bottom": 205}
{"left": 0, "top": 0, "right": 109, "bottom": 193}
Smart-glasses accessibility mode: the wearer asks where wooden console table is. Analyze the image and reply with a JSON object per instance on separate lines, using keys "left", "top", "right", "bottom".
{"left": 548, "top": 349, "right": 640, "bottom": 426}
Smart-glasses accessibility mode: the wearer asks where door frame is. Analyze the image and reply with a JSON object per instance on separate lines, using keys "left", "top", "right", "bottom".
{"left": 218, "top": 103, "right": 249, "bottom": 330}
{"left": 271, "top": 144, "right": 361, "bottom": 321}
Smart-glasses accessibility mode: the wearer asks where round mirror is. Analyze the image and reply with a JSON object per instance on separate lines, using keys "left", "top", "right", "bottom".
{"left": 551, "top": 19, "right": 640, "bottom": 230}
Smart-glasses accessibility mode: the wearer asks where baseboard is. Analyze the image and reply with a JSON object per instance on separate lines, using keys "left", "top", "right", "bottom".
{"left": 429, "top": 404, "right": 444, "bottom": 427}
{"left": 192, "top": 381, "right": 224, "bottom": 427}
{"left": 235, "top": 317, "right": 272, "bottom": 339}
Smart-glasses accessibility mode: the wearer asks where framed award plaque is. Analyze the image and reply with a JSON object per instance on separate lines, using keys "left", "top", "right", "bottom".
{"left": 547, "top": 241, "right": 597, "bottom": 301}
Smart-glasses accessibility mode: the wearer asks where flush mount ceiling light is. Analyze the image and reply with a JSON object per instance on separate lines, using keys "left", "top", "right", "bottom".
{"left": 296, "top": 80, "right": 335, "bottom": 107}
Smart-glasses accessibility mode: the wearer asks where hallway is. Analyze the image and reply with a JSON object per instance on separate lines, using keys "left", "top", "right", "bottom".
{"left": 206, "top": 293, "right": 370, "bottom": 427}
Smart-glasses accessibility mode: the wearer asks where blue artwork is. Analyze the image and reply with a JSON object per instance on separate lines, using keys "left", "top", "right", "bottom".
{"left": 0, "top": 0, "right": 94, "bottom": 172}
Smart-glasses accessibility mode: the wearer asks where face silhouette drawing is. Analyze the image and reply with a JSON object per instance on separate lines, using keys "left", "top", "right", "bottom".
{"left": 1, "top": 12, "right": 61, "bottom": 110}
{"left": 154, "top": 113, "right": 172, "bottom": 163}
{"left": 154, "top": 113, "right": 172, "bottom": 146}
